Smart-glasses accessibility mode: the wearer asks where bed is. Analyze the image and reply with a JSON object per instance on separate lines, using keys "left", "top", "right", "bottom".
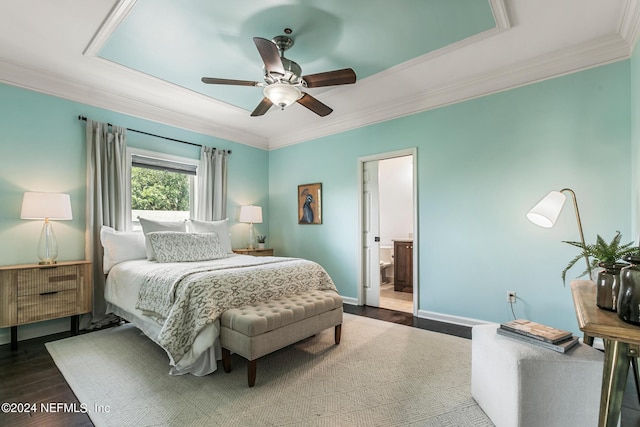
{"left": 100, "top": 218, "right": 338, "bottom": 376}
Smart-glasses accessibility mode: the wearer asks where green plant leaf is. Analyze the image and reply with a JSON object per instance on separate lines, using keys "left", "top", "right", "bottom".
{"left": 562, "top": 231, "right": 639, "bottom": 285}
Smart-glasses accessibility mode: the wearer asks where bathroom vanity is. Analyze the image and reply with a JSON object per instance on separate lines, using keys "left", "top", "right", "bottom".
{"left": 393, "top": 239, "right": 413, "bottom": 293}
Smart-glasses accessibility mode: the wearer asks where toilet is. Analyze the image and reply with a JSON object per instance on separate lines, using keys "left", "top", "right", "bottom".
{"left": 380, "top": 246, "right": 393, "bottom": 283}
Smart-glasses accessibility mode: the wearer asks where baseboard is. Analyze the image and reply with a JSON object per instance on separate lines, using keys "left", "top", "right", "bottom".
{"left": 417, "top": 310, "right": 490, "bottom": 327}
{"left": 341, "top": 294, "right": 489, "bottom": 328}
{"left": 341, "top": 296, "right": 359, "bottom": 306}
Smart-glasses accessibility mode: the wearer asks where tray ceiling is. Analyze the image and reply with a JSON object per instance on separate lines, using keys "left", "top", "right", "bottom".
{"left": 0, "top": 0, "right": 638, "bottom": 149}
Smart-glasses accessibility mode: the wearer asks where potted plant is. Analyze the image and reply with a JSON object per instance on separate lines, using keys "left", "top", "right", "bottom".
{"left": 562, "top": 231, "right": 639, "bottom": 311}
{"left": 256, "top": 235, "right": 267, "bottom": 249}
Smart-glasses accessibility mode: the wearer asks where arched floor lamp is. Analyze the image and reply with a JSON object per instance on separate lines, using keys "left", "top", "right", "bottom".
{"left": 528, "top": 188, "right": 640, "bottom": 407}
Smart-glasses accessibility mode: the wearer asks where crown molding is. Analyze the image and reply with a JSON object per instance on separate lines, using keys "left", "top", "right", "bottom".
{"left": 266, "top": 1, "right": 511, "bottom": 150}
{"left": 362, "top": 2, "right": 510, "bottom": 86}
{"left": 83, "top": 0, "right": 137, "bottom": 56}
{"left": 619, "top": 0, "right": 640, "bottom": 52}
{"left": 75, "top": 0, "right": 513, "bottom": 152}
{"left": 489, "top": 0, "right": 511, "bottom": 30}
{"left": 268, "top": 34, "right": 631, "bottom": 150}
{"left": 2, "top": 0, "right": 637, "bottom": 152}
{"left": 0, "top": 57, "right": 269, "bottom": 149}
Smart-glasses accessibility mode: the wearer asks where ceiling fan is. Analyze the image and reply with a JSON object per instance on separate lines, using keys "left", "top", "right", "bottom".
{"left": 201, "top": 30, "right": 356, "bottom": 117}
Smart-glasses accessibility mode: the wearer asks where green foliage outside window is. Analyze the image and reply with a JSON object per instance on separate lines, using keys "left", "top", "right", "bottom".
{"left": 131, "top": 167, "right": 190, "bottom": 211}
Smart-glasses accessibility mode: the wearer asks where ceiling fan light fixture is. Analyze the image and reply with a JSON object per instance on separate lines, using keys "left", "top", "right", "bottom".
{"left": 263, "top": 83, "right": 301, "bottom": 109}
{"left": 201, "top": 34, "right": 357, "bottom": 117}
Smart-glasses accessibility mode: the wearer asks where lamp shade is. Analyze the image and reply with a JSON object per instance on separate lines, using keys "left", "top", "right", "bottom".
{"left": 239, "top": 205, "right": 263, "bottom": 224}
{"left": 263, "top": 83, "right": 301, "bottom": 109}
{"left": 526, "top": 190, "right": 566, "bottom": 228}
{"left": 20, "top": 192, "right": 73, "bottom": 220}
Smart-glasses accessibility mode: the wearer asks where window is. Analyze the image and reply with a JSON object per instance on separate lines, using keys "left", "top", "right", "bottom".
{"left": 127, "top": 149, "right": 198, "bottom": 231}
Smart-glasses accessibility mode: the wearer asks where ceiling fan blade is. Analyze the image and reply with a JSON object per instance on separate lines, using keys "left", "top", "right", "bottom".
{"left": 297, "top": 93, "right": 333, "bottom": 117}
{"left": 303, "top": 68, "right": 356, "bottom": 88}
{"left": 253, "top": 37, "right": 285, "bottom": 76}
{"left": 201, "top": 77, "right": 260, "bottom": 86}
{"left": 250, "top": 97, "right": 273, "bottom": 117}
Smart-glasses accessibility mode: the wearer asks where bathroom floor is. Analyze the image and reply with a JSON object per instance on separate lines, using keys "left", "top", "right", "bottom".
{"left": 379, "top": 282, "right": 413, "bottom": 313}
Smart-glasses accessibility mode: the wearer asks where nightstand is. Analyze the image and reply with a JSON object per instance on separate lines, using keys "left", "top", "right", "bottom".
{"left": 233, "top": 248, "right": 274, "bottom": 257}
{"left": 0, "top": 260, "right": 92, "bottom": 350}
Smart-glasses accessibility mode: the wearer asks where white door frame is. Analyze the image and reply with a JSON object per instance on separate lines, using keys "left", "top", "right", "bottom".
{"left": 357, "top": 148, "right": 418, "bottom": 315}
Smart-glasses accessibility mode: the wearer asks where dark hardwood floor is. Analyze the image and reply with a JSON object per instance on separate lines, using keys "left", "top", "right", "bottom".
{"left": 0, "top": 329, "right": 93, "bottom": 427}
{"left": 1, "top": 305, "right": 639, "bottom": 426}
{"left": 343, "top": 304, "right": 472, "bottom": 339}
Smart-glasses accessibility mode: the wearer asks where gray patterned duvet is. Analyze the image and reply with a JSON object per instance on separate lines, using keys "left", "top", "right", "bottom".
{"left": 134, "top": 255, "right": 338, "bottom": 367}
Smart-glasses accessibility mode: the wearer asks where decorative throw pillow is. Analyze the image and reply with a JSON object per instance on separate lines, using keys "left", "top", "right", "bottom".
{"left": 189, "top": 218, "right": 233, "bottom": 253}
{"left": 99, "top": 226, "right": 146, "bottom": 273}
{"left": 146, "top": 231, "right": 228, "bottom": 263}
{"left": 139, "top": 218, "right": 187, "bottom": 260}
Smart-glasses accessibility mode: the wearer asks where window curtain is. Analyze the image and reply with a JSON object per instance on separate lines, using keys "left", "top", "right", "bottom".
{"left": 84, "top": 119, "right": 127, "bottom": 328}
{"left": 196, "top": 146, "right": 228, "bottom": 221}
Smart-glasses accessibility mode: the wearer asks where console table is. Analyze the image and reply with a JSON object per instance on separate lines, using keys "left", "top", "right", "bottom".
{"left": 571, "top": 279, "right": 640, "bottom": 427}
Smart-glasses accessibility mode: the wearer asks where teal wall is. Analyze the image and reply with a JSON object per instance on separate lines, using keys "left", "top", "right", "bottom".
{"left": 0, "top": 56, "right": 634, "bottom": 341}
{"left": 631, "top": 43, "right": 640, "bottom": 241}
{"left": 0, "top": 83, "right": 268, "bottom": 342}
{"left": 269, "top": 62, "right": 631, "bottom": 334}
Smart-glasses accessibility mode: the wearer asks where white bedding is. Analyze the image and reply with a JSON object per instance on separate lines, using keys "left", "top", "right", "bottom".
{"left": 104, "top": 254, "right": 338, "bottom": 377}
{"left": 105, "top": 257, "right": 245, "bottom": 376}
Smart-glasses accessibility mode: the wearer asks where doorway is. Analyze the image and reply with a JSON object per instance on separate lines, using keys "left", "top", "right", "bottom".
{"left": 359, "top": 149, "right": 417, "bottom": 315}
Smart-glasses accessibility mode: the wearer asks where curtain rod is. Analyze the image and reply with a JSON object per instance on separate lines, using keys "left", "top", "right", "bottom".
{"left": 77, "top": 116, "right": 230, "bottom": 154}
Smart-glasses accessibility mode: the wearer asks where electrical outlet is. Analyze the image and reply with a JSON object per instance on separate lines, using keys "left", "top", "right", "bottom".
{"left": 507, "top": 291, "right": 516, "bottom": 303}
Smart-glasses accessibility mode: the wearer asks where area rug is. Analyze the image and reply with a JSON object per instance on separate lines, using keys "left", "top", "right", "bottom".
{"left": 46, "top": 313, "right": 492, "bottom": 427}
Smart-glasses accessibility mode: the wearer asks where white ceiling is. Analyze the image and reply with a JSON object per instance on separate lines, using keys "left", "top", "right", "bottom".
{"left": 0, "top": 0, "right": 638, "bottom": 150}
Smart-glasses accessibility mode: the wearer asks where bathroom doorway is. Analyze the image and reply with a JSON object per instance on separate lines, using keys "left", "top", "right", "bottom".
{"left": 359, "top": 149, "right": 416, "bottom": 315}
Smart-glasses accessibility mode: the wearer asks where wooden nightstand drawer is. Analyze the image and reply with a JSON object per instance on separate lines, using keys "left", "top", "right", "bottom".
{"left": 17, "top": 289, "right": 77, "bottom": 323}
{"left": 233, "top": 248, "right": 274, "bottom": 257}
{"left": 0, "top": 260, "right": 92, "bottom": 349}
{"left": 17, "top": 265, "right": 78, "bottom": 296}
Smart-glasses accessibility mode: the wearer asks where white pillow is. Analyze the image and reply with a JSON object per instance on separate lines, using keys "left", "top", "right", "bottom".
{"left": 146, "top": 231, "right": 228, "bottom": 263}
{"left": 188, "top": 218, "right": 233, "bottom": 254}
{"left": 99, "top": 226, "right": 146, "bottom": 273}
{"left": 139, "top": 217, "right": 187, "bottom": 260}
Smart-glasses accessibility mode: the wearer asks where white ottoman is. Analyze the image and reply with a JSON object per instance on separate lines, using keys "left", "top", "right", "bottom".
{"left": 472, "top": 324, "right": 604, "bottom": 427}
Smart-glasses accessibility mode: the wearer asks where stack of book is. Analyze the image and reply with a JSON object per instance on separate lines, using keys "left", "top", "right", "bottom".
{"left": 497, "top": 319, "right": 580, "bottom": 353}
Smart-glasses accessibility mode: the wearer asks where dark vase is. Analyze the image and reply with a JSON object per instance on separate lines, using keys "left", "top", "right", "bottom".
{"left": 596, "top": 262, "right": 625, "bottom": 311}
{"left": 618, "top": 255, "right": 640, "bottom": 325}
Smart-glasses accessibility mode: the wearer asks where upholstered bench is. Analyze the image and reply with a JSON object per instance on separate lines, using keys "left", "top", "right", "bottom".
{"left": 220, "top": 289, "right": 343, "bottom": 387}
{"left": 472, "top": 324, "right": 604, "bottom": 427}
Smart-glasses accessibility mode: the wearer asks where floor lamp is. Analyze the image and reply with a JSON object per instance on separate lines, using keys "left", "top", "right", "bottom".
{"left": 526, "top": 188, "right": 591, "bottom": 278}
{"left": 528, "top": 188, "right": 640, "bottom": 405}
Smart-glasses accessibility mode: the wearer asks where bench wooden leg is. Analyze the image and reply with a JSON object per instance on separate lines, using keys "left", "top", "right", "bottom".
{"left": 222, "top": 348, "right": 232, "bottom": 373}
{"left": 335, "top": 324, "right": 342, "bottom": 345}
{"left": 248, "top": 359, "right": 257, "bottom": 387}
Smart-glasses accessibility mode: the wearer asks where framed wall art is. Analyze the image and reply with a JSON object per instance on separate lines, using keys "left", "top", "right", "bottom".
{"left": 298, "top": 183, "right": 322, "bottom": 224}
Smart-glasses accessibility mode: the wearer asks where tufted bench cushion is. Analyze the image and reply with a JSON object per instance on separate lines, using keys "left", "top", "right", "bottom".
{"left": 220, "top": 289, "right": 343, "bottom": 387}
{"left": 221, "top": 289, "right": 343, "bottom": 336}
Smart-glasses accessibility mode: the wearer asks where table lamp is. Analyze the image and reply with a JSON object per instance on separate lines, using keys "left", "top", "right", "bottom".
{"left": 20, "top": 192, "right": 73, "bottom": 264}
{"left": 239, "top": 205, "right": 262, "bottom": 249}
